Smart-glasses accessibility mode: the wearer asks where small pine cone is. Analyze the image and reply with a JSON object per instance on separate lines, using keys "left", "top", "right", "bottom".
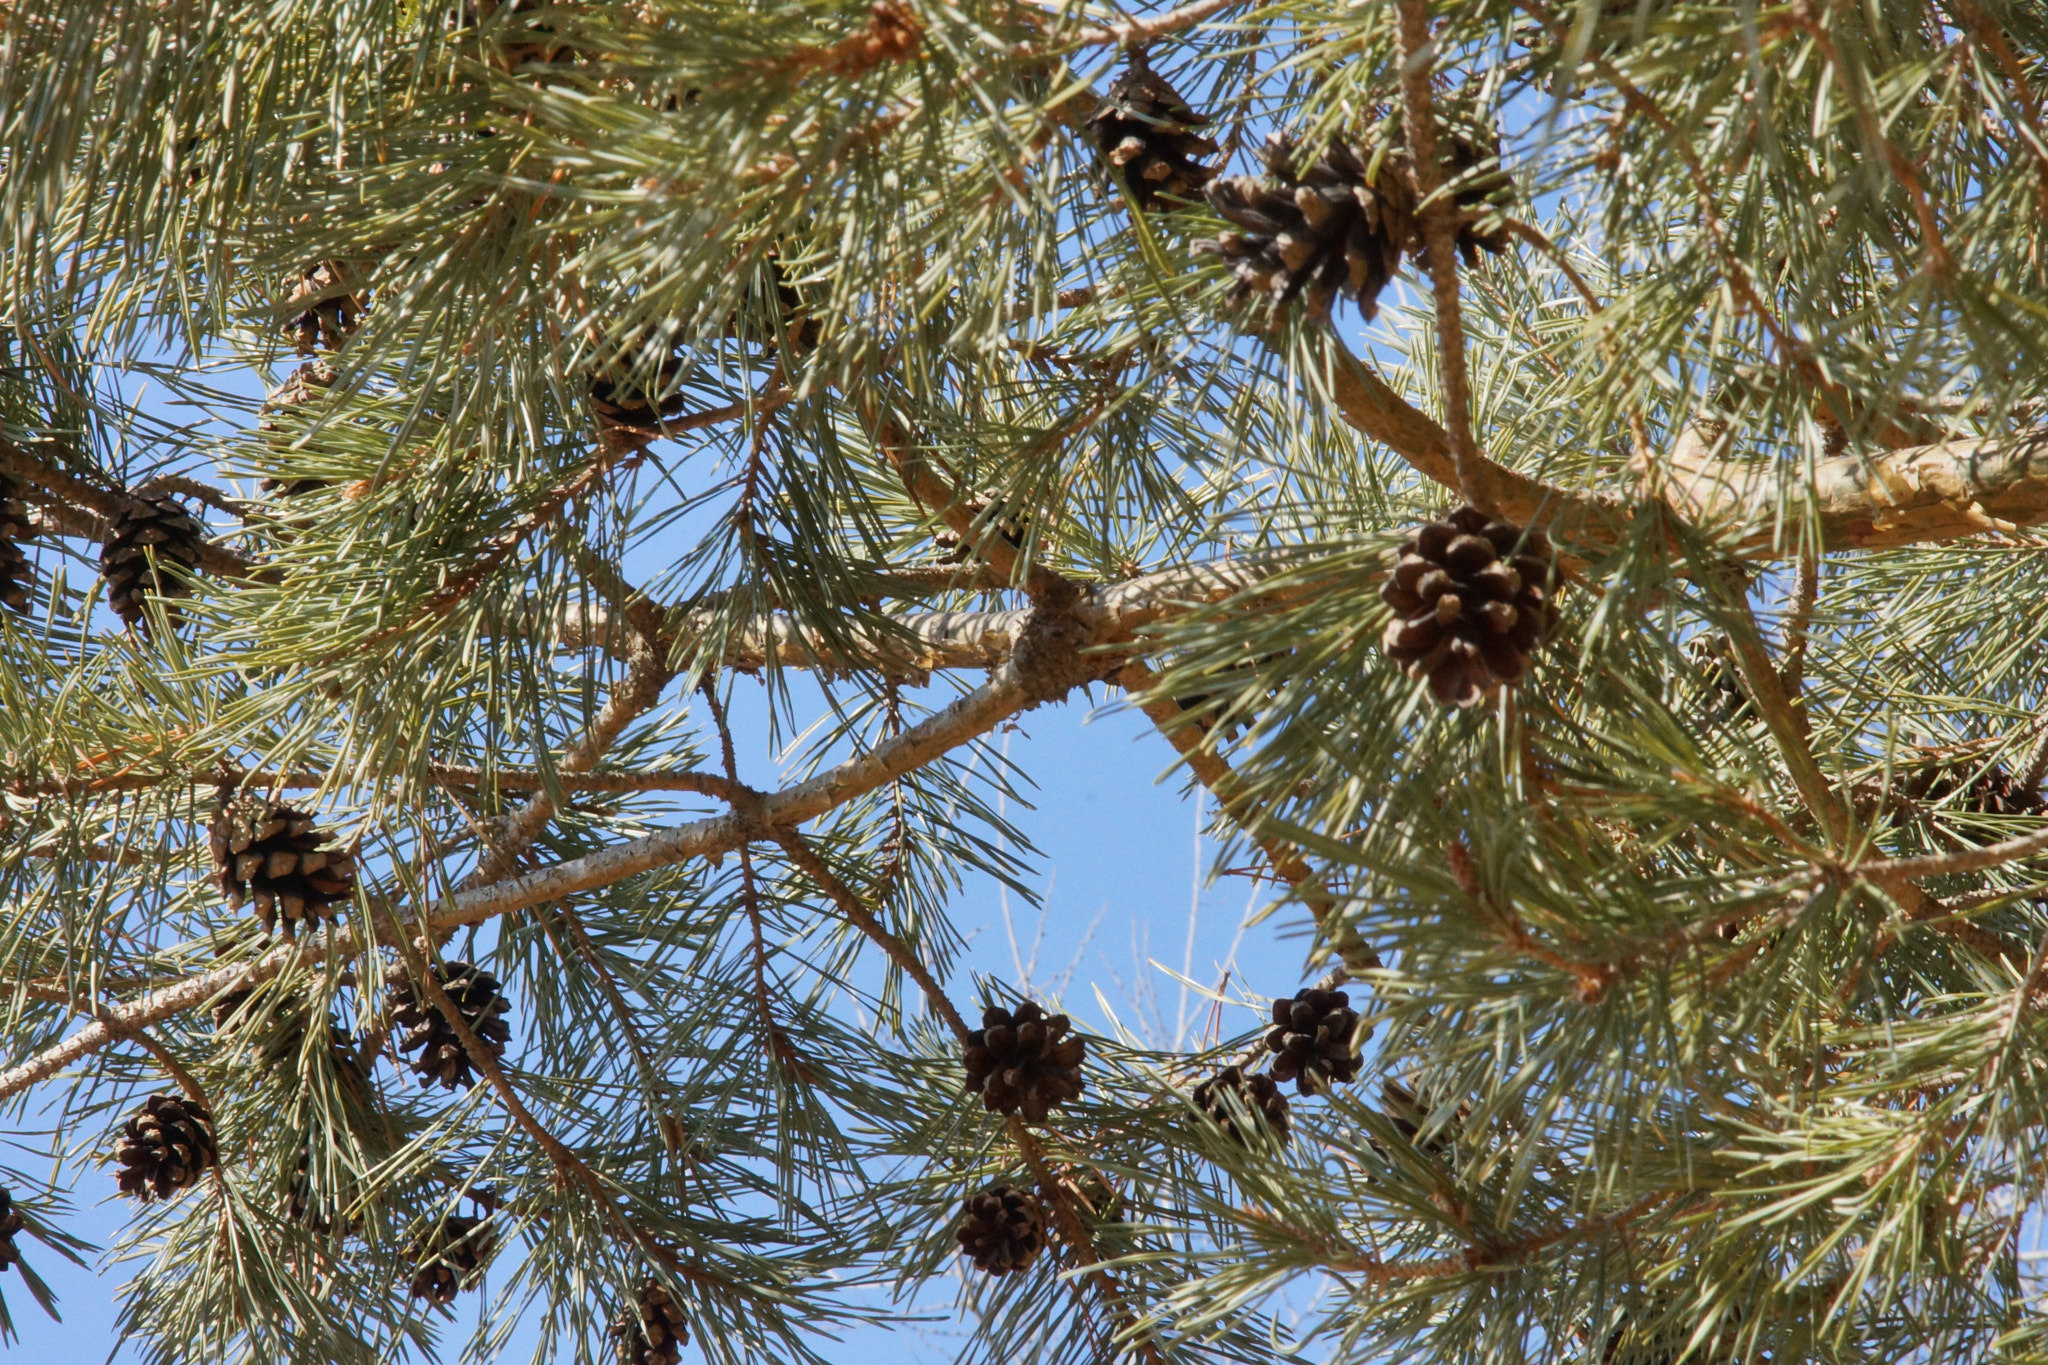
{"left": 405, "top": 1214, "right": 496, "bottom": 1305}
{"left": 1379, "top": 1079, "right": 1457, "bottom": 1156}
{"left": 962, "top": 1000, "right": 1086, "bottom": 1123}
{"left": 1190, "top": 1065, "right": 1290, "bottom": 1146}
{"left": 1087, "top": 58, "right": 1219, "bottom": 211}
{"left": 282, "top": 262, "right": 367, "bottom": 356}
{"left": 608, "top": 1277, "right": 690, "bottom": 1365}
{"left": 0, "top": 1186, "right": 23, "bottom": 1273}
{"left": 1264, "top": 988, "right": 1362, "bottom": 1096}
{"left": 589, "top": 326, "right": 689, "bottom": 435}
{"left": 1199, "top": 135, "right": 1416, "bottom": 317}
{"left": 1685, "top": 632, "right": 1750, "bottom": 720}
{"left": 100, "top": 491, "right": 205, "bottom": 633}
{"left": 955, "top": 1184, "right": 1043, "bottom": 1276}
{"left": 389, "top": 961, "right": 514, "bottom": 1090}
{"left": 0, "top": 474, "right": 34, "bottom": 613}
{"left": 256, "top": 361, "right": 338, "bottom": 498}
{"left": 114, "top": 1093, "right": 218, "bottom": 1201}
{"left": 210, "top": 791, "right": 358, "bottom": 936}
{"left": 1378, "top": 505, "right": 1560, "bottom": 708}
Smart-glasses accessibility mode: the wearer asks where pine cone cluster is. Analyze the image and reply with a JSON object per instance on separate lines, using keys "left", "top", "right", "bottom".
{"left": 389, "top": 961, "right": 514, "bottom": 1089}
{"left": 406, "top": 1214, "right": 496, "bottom": 1305}
{"left": 114, "top": 1093, "right": 218, "bottom": 1201}
{"left": 1087, "top": 58, "right": 1219, "bottom": 211}
{"left": 1191, "top": 1064, "right": 1290, "bottom": 1146}
{"left": 101, "top": 490, "right": 205, "bottom": 633}
{"left": 962, "top": 1000, "right": 1085, "bottom": 1123}
{"left": 955, "top": 1184, "right": 1043, "bottom": 1276}
{"left": 609, "top": 1277, "right": 690, "bottom": 1365}
{"left": 0, "top": 474, "right": 33, "bottom": 613}
{"left": 589, "top": 326, "right": 689, "bottom": 435}
{"left": 1265, "top": 988, "right": 1362, "bottom": 1095}
{"left": 210, "top": 792, "right": 358, "bottom": 936}
{"left": 0, "top": 1186, "right": 23, "bottom": 1274}
{"left": 1379, "top": 505, "right": 1560, "bottom": 707}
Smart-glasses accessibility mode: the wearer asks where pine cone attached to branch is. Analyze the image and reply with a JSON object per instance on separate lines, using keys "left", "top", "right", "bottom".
{"left": 1191, "top": 1064, "right": 1290, "bottom": 1147}
{"left": 0, "top": 1186, "right": 24, "bottom": 1273}
{"left": 209, "top": 792, "right": 358, "bottom": 936}
{"left": 1264, "top": 988, "right": 1362, "bottom": 1096}
{"left": 114, "top": 1093, "right": 218, "bottom": 1201}
{"left": 1379, "top": 505, "right": 1560, "bottom": 707}
{"left": 100, "top": 490, "right": 205, "bottom": 633}
{"left": 955, "top": 1184, "right": 1044, "bottom": 1276}
{"left": 405, "top": 1214, "right": 497, "bottom": 1305}
{"left": 608, "top": 1277, "right": 690, "bottom": 1365}
{"left": 0, "top": 474, "right": 34, "bottom": 614}
{"left": 1087, "top": 56, "right": 1219, "bottom": 212}
{"left": 282, "top": 262, "right": 368, "bottom": 356}
{"left": 589, "top": 325, "right": 689, "bottom": 436}
{"left": 962, "top": 1000, "right": 1085, "bottom": 1122}
{"left": 389, "top": 961, "right": 514, "bottom": 1090}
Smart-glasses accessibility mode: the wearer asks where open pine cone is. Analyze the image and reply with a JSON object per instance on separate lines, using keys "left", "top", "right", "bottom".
{"left": 608, "top": 1277, "right": 690, "bottom": 1365}
{"left": 0, "top": 474, "right": 33, "bottom": 613}
{"left": 282, "top": 261, "right": 368, "bottom": 356}
{"left": 956, "top": 1184, "right": 1043, "bottom": 1276}
{"left": 114, "top": 1093, "right": 218, "bottom": 1201}
{"left": 406, "top": 1214, "right": 497, "bottom": 1305}
{"left": 389, "top": 960, "right": 514, "bottom": 1089}
{"left": 1191, "top": 1064, "right": 1291, "bottom": 1147}
{"left": 1264, "top": 988, "right": 1363, "bottom": 1096}
{"left": 1087, "top": 57, "right": 1219, "bottom": 211}
{"left": 101, "top": 490, "right": 205, "bottom": 633}
{"left": 962, "top": 1000, "right": 1086, "bottom": 1122}
{"left": 210, "top": 792, "right": 358, "bottom": 936}
{"left": 1379, "top": 505, "right": 1560, "bottom": 707}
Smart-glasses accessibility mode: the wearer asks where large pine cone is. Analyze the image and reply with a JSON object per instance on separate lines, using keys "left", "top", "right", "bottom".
{"left": 1379, "top": 505, "right": 1559, "bottom": 708}
{"left": 589, "top": 326, "right": 689, "bottom": 435}
{"left": 283, "top": 262, "right": 367, "bottom": 356}
{"left": 608, "top": 1277, "right": 689, "bottom": 1365}
{"left": 389, "top": 961, "right": 514, "bottom": 1089}
{"left": 1087, "top": 59, "right": 1219, "bottom": 211}
{"left": 1264, "top": 988, "right": 1362, "bottom": 1096}
{"left": 0, "top": 474, "right": 33, "bottom": 613}
{"left": 114, "top": 1093, "right": 218, "bottom": 1201}
{"left": 406, "top": 1214, "right": 497, "bottom": 1305}
{"left": 101, "top": 491, "right": 205, "bottom": 632}
{"left": 1191, "top": 1064, "right": 1290, "bottom": 1147}
{"left": 962, "top": 1000, "right": 1085, "bottom": 1123}
{"left": 210, "top": 792, "right": 358, "bottom": 936}
{"left": 1201, "top": 135, "right": 1415, "bottom": 317}
{"left": 0, "top": 1186, "right": 23, "bottom": 1273}
{"left": 955, "top": 1184, "right": 1043, "bottom": 1276}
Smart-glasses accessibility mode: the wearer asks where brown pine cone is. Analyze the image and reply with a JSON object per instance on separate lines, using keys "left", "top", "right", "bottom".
{"left": 962, "top": 1000, "right": 1085, "bottom": 1123}
{"left": 100, "top": 490, "right": 205, "bottom": 633}
{"left": 0, "top": 1186, "right": 24, "bottom": 1273}
{"left": 1087, "top": 56, "right": 1219, "bottom": 212}
{"left": 1191, "top": 1064, "right": 1290, "bottom": 1147}
{"left": 210, "top": 792, "right": 358, "bottom": 936}
{"left": 1379, "top": 1079, "right": 1465, "bottom": 1157}
{"left": 1378, "top": 505, "right": 1560, "bottom": 707}
{"left": 1685, "top": 631, "right": 1750, "bottom": 720}
{"left": 389, "top": 961, "right": 514, "bottom": 1090}
{"left": 608, "top": 1277, "right": 689, "bottom": 1365}
{"left": 955, "top": 1184, "right": 1043, "bottom": 1276}
{"left": 406, "top": 1214, "right": 496, "bottom": 1305}
{"left": 256, "top": 361, "right": 338, "bottom": 499}
{"left": 589, "top": 325, "right": 689, "bottom": 435}
{"left": 114, "top": 1093, "right": 218, "bottom": 1201}
{"left": 282, "top": 262, "right": 368, "bottom": 356}
{"left": 0, "top": 473, "right": 34, "bottom": 613}
{"left": 1903, "top": 759, "right": 2047, "bottom": 819}
{"left": 1264, "top": 988, "right": 1362, "bottom": 1096}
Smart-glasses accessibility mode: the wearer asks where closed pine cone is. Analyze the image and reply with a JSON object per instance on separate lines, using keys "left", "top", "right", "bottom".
{"left": 1191, "top": 1064, "right": 1290, "bottom": 1146}
{"left": 589, "top": 326, "right": 689, "bottom": 435}
{"left": 406, "top": 1214, "right": 496, "bottom": 1305}
{"left": 1087, "top": 57, "right": 1219, "bottom": 211}
{"left": 962, "top": 1000, "right": 1085, "bottom": 1123}
{"left": 1378, "top": 505, "right": 1559, "bottom": 708}
{"left": 955, "top": 1184, "right": 1043, "bottom": 1276}
{"left": 1264, "top": 988, "right": 1362, "bottom": 1096}
{"left": 0, "top": 1186, "right": 23, "bottom": 1273}
{"left": 100, "top": 491, "right": 205, "bottom": 632}
{"left": 609, "top": 1277, "right": 689, "bottom": 1365}
{"left": 210, "top": 792, "right": 358, "bottom": 936}
{"left": 389, "top": 961, "right": 514, "bottom": 1090}
{"left": 114, "top": 1093, "right": 218, "bottom": 1201}
{"left": 0, "top": 474, "right": 33, "bottom": 613}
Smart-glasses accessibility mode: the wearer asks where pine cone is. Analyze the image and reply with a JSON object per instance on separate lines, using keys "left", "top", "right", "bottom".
{"left": 210, "top": 792, "right": 358, "bottom": 936}
{"left": 256, "top": 361, "right": 338, "bottom": 499}
{"left": 0, "top": 474, "right": 34, "bottom": 614}
{"left": 114, "top": 1093, "right": 218, "bottom": 1201}
{"left": 101, "top": 491, "right": 205, "bottom": 633}
{"left": 1378, "top": 505, "right": 1560, "bottom": 707}
{"left": 389, "top": 961, "right": 514, "bottom": 1090}
{"left": 932, "top": 493, "right": 1025, "bottom": 564}
{"left": 1904, "top": 759, "right": 2046, "bottom": 819}
{"left": 1200, "top": 135, "right": 1416, "bottom": 317}
{"left": 406, "top": 1214, "right": 496, "bottom": 1305}
{"left": 282, "top": 262, "right": 367, "bottom": 356}
{"left": 608, "top": 1277, "right": 690, "bottom": 1365}
{"left": 589, "top": 325, "right": 689, "bottom": 435}
{"left": 1087, "top": 58, "right": 1219, "bottom": 211}
{"left": 955, "top": 1184, "right": 1043, "bottom": 1276}
{"left": 1379, "top": 1079, "right": 1464, "bottom": 1156}
{"left": 0, "top": 1186, "right": 23, "bottom": 1274}
{"left": 962, "top": 1000, "right": 1086, "bottom": 1123}
{"left": 212, "top": 991, "right": 363, "bottom": 1081}
{"left": 1191, "top": 1064, "right": 1290, "bottom": 1146}
{"left": 1685, "top": 632, "right": 1750, "bottom": 720}
{"left": 1264, "top": 988, "right": 1362, "bottom": 1096}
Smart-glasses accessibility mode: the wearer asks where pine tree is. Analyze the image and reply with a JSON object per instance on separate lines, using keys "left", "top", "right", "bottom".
{"left": 1, "top": 1, "right": 2046, "bottom": 1362}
